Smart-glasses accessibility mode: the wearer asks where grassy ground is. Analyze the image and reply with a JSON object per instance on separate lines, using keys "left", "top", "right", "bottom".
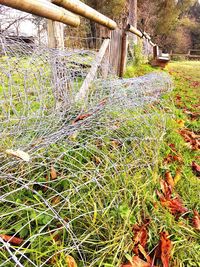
{"left": 122, "top": 61, "right": 200, "bottom": 266}
{"left": 0, "top": 61, "right": 199, "bottom": 266}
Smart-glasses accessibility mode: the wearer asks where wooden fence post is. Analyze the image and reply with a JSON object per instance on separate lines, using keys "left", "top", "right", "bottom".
{"left": 47, "top": 20, "right": 65, "bottom": 49}
{"left": 119, "top": 30, "right": 128, "bottom": 77}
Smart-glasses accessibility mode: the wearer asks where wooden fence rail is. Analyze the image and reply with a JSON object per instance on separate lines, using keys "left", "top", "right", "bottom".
{"left": 0, "top": 0, "right": 80, "bottom": 27}
{"left": 0, "top": 0, "right": 159, "bottom": 77}
{"left": 52, "top": 0, "right": 117, "bottom": 30}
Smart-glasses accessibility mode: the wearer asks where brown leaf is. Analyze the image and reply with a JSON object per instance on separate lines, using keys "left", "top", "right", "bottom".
{"left": 0, "top": 234, "right": 23, "bottom": 245}
{"left": 192, "top": 161, "right": 200, "bottom": 177}
{"left": 163, "top": 153, "right": 182, "bottom": 165}
{"left": 156, "top": 190, "right": 188, "bottom": 216}
{"left": 160, "top": 180, "right": 172, "bottom": 199}
{"left": 65, "top": 255, "right": 77, "bottom": 267}
{"left": 160, "top": 231, "right": 172, "bottom": 267}
{"left": 121, "top": 256, "right": 152, "bottom": 267}
{"left": 179, "top": 129, "right": 200, "bottom": 150}
{"left": 132, "top": 219, "right": 150, "bottom": 255}
{"left": 72, "top": 113, "right": 92, "bottom": 124}
{"left": 183, "top": 109, "right": 200, "bottom": 120}
{"left": 192, "top": 210, "right": 200, "bottom": 230}
{"left": 50, "top": 166, "right": 57, "bottom": 180}
{"left": 165, "top": 171, "right": 174, "bottom": 189}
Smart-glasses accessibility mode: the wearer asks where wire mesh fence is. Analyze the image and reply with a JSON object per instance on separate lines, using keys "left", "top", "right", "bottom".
{"left": 0, "top": 35, "right": 173, "bottom": 266}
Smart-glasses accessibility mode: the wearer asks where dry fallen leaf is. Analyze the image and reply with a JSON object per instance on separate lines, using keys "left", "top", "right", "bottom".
{"left": 163, "top": 154, "right": 182, "bottom": 164}
{"left": 183, "top": 109, "right": 200, "bottom": 120}
{"left": 50, "top": 166, "right": 57, "bottom": 180}
{"left": 121, "top": 256, "right": 152, "bottom": 267}
{"left": 160, "top": 180, "right": 172, "bottom": 199}
{"left": 165, "top": 171, "right": 174, "bottom": 189}
{"left": 156, "top": 190, "right": 188, "bottom": 216}
{"left": 179, "top": 129, "right": 200, "bottom": 150}
{"left": 5, "top": 149, "right": 30, "bottom": 162}
{"left": 132, "top": 219, "right": 150, "bottom": 255}
{"left": 191, "top": 161, "right": 200, "bottom": 177}
{"left": 192, "top": 210, "right": 200, "bottom": 230}
{"left": 0, "top": 234, "right": 23, "bottom": 245}
{"left": 65, "top": 255, "right": 77, "bottom": 267}
{"left": 160, "top": 231, "right": 172, "bottom": 267}
{"left": 72, "top": 113, "right": 92, "bottom": 124}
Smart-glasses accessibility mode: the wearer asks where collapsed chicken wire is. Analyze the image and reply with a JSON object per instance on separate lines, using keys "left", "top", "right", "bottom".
{"left": 0, "top": 36, "right": 173, "bottom": 266}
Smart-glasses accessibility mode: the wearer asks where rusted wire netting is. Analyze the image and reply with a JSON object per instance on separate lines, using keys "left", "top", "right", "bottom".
{"left": 0, "top": 35, "right": 173, "bottom": 266}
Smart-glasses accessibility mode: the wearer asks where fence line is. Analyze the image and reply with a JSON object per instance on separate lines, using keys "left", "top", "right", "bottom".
{"left": 0, "top": 0, "right": 159, "bottom": 77}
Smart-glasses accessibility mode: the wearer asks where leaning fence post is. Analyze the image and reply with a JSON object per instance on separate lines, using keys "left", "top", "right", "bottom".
{"left": 75, "top": 38, "right": 110, "bottom": 102}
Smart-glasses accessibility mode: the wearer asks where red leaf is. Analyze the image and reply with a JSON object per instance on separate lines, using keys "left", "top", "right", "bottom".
{"left": 160, "top": 231, "right": 172, "bottom": 267}
{"left": 0, "top": 234, "right": 23, "bottom": 245}
{"left": 192, "top": 210, "right": 200, "bottom": 230}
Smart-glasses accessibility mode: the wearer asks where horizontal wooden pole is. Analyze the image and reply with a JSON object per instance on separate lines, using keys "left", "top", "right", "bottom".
{"left": 52, "top": 0, "right": 117, "bottom": 30}
{"left": 127, "top": 24, "right": 143, "bottom": 38}
{"left": 143, "top": 31, "right": 151, "bottom": 40}
{"left": 0, "top": 0, "right": 80, "bottom": 27}
{"left": 149, "top": 40, "right": 156, "bottom": 47}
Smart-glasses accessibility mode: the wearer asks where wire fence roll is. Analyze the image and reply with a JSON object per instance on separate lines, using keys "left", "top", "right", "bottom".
{"left": 0, "top": 35, "right": 173, "bottom": 267}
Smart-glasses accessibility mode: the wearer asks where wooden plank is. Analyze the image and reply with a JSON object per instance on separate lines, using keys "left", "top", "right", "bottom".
{"left": 75, "top": 38, "right": 110, "bottom": 102}
{"left": 52, "top": 0, "right": 117, "bottom": 30}
{"left": 0, "top": 0, "right": 80, "bottom": 27}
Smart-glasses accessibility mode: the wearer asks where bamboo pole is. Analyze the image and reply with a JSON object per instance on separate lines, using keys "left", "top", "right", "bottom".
{"left": 52, "top": 0, "right": 117, "bottom": 30}
{"left": 0, "top": 0, "right": 80, "bottom": 27}
{"left": 127, "top": 24, "right": 143, "bottom": 38}
{"left": 75, "top": 38, "right": 110, "bottom": 102}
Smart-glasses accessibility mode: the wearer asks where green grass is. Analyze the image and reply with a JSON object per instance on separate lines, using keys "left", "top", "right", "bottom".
{"left": 0, "top": 61, "right": 200, "bottom": 266}
{"left": 124, "top": 64, "right": 158, "bottom": 78}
